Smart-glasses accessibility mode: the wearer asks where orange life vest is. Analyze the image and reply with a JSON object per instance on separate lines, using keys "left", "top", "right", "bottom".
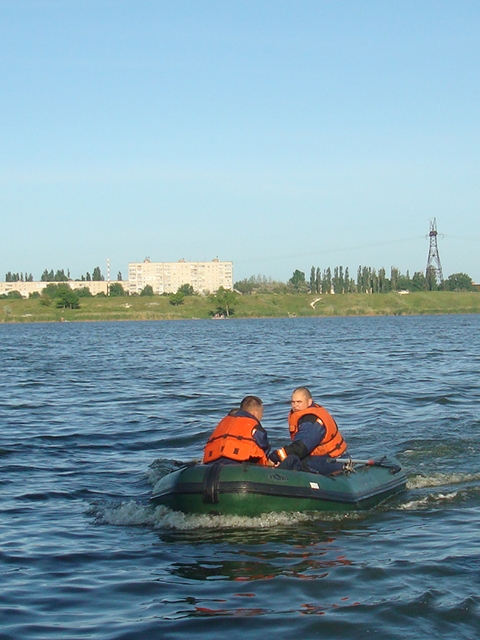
{"left": 288, "top": 404, "right": 347, "bottom": 457}
{"left": 203, "top": 414, "right": 269, "bottom": 465}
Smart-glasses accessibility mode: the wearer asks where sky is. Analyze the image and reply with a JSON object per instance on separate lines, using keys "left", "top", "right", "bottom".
{"left": 1, "top": 0, "right": 480, "bottom": 284}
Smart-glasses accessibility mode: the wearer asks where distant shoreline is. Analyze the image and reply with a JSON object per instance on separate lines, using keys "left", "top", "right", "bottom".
{"left": 1, "top": 291, "right": 480, "bottom": 324}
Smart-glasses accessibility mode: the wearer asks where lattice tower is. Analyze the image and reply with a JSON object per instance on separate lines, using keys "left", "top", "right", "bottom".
{"left": 425, "top": 218, "right": 444, "bottom": 285}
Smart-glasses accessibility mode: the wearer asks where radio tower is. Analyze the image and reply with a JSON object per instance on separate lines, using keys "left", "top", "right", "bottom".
{"left": 425, "top": 218, "right": 444, "bottom": 286}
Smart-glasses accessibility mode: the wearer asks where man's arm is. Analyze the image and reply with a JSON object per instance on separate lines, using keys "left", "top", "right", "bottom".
{"left": 293, "top": 416, "right": 326, "bottom": 456}
{"left": 252, "top": 425, "right": 271, "bottom": 456}
{"left": 270, "top": 415, "right": 326, "bottom": 462}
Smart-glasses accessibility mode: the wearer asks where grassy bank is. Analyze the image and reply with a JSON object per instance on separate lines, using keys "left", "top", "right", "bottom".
{"left": 1, "top": 291, "right": 480, "bottom": 323}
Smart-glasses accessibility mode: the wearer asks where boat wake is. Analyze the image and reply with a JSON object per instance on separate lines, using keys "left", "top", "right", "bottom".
{"left": 94, "top": 499, "right": 307, "bottom": 529}
{"left": 90, "top": 499, "right": 364, "bottom": 531}
{"left": 407, "top": 471, "right": 480, "bottom": 489}
{"left": 400, "top": 471, "right": 480, "bottom": 510}
{"left": 398, "top": 492, "right": 460, "bottom": 510}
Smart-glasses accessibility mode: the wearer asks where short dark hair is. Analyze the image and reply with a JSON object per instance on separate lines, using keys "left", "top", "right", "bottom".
{"left": 240, "top": 395, "right": 263, "bottom": 413}
{"left": 293, "top": 387, "right": 312, "bottom": 399}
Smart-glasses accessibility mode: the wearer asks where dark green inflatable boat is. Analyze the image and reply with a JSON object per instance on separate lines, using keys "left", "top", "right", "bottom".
{"left": 150, "top": 457, "right": 407, "bottom": 516}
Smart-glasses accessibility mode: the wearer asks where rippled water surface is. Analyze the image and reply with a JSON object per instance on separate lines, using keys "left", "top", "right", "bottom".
{"left": 1, "top": 316, "right": 480, "bottom": 639}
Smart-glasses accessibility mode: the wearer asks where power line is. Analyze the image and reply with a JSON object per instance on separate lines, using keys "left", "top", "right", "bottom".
{"left": 235, "top": 236, "right": 424, "bottom": 265}
{"left": 444, "top": 234, "right": 480, "bottom": 243}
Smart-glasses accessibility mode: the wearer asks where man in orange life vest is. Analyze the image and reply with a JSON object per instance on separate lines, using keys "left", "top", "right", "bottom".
{"left": 203, "top": 395, "right": 273, "bottom": 466}
{"left": 269, "top": 387, "right": 347, "bottom": 474}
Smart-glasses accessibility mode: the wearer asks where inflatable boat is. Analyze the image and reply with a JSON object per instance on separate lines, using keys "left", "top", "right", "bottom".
{"left": 150, "top": 457, "right": 407, "bottom": 516}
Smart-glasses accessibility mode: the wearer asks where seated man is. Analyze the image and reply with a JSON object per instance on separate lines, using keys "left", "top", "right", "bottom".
{"left": 203, "top": 395, "right": 272, "bottom": 466}
{"left": 270, "top": 387, "right": 347, "bottom": 474}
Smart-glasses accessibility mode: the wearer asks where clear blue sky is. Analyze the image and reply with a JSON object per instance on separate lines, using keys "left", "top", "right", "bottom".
{"left": 2, "top": 0, "right": 479, "bottom": 283}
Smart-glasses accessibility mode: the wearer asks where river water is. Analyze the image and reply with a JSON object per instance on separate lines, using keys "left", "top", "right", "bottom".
{"left": 1, "top": 315, "right": 480, "bottom": 639}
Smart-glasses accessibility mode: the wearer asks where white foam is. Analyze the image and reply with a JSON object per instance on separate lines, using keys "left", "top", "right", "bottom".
{"left": 407, "top": 472, "right": 480, "bottom": 490}
{"left": 96, "top": 500, "right": 162, "bottom": 526}
{"left": 93, "top": 499, "right": 362, "bottom": 530}
{"left": 398, "top": 491, "right": 459, "bottom": 510}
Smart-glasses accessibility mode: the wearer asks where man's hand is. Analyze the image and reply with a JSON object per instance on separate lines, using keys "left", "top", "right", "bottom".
{"left": 269, "top": 448, "right": 287, "bottom": 465}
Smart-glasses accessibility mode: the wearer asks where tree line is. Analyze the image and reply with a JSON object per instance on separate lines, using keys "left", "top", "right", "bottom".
{"left": 4, "top": 264, "right": 475, "bottom": 304}
{"left": 39, "top": 267, "right": 105, "bottom": 282}
{"left": 10, "top": 281, "right": 128, "bottom": 308}
{"left": 4, "top": 267, "right": 125, "bottom": 282}
{"left": 5, "top": 272, "right": 34, "bottom": 282}
{"left": 234, "top": 266, "right": 476, "bottom": 294}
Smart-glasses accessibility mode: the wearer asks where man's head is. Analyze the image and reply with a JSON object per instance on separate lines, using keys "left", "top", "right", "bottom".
{"left": 240, "top": 395, "right": 264, "bottom": 421}
{"left": 290, "top": 387, "right": 313, "bottom": 412}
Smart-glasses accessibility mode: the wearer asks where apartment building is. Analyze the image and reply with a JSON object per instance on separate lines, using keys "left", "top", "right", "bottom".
{"left": 128, "top": 258, "right": 233, "bottom": 295}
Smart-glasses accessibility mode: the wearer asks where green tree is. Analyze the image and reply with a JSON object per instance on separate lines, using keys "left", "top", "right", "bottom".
{"left": 323, "top": 268, "right": 332, "bottom": 294}
{"left": 7, "top": 290, "right": 23, "bottom": 299}
{"left": 177, "top": 283, "right": 195, "bottom": 295}
{"left": 41, "top": 269, "right": 54, "bottom": 282}
{"left": 40, "top": 283, "right": 79, "bottom": 309}
{"left": 309, "top": 266, "right": 316, "bottom": 292}
{"left": 117, "top": 271, "right": 122, "bottom": 281}
{"left": 369, "top": 268, "right": 378, "bottom": 293}
{"left": 169, "top": 292, "right": 185, "bottom": 306}
{"left": 363, "top": 266, "right": 372, "bottom": 293}
{"left": 54, "top": 269, "right": 69, "bottom": 281}
{"left": 344, "top": 267, "right": 355, "bottom": 293}
{"left": 289, "top": 269, "right": 307, "bottom": 292}
{"left": 76, "top": 287, "right": 93, "bottom": 297}
{"left": 378, "top": 268, "right": 388, "bottom": 292}
{"left": 210, "top": 287, "right": 237, "bottom": 317}
{"left": 332, "top": 267, "right": 338, "bottom": 293}
{"left": 315, "top": 267, "right": 321, "bottom": 294}
{"left": 92, "top": 267, "right": 103, "bottom": 281}
{"left": 56, "top": 287, "right": 80, "bottom": 309}
{"left": 140, "top": 285, "right": 154, "bottom": 296}
{"left": 425, "top": 267, "right": 438, "bottom": 291}
{"left": 5, "top": 272, "right": 23, "bottom": 282}
{"left": 233, "top": 278, "right": 255, "bottom": 294}
{"left": 234, "top": 274, "right": 289, "bottom": 294}
{"left": 332, "top": 266, "right": 345, "bottom": 293}
{"left": 357, "top": 266, "right": 363, "bottom": 292}
{"left": 109, "top": 283, "right": 125, "bottom": 297}
{"left": 444, "top": 272, "right": 474, "bottom": 291}
{"left": 410, "top": 271, "right": 425, "bottom": 291}
{"left": 397, "top": 272, "right": 411, "bottom": 291}
{"left": 42, "top": 283, "right": 60, "bottom": 298}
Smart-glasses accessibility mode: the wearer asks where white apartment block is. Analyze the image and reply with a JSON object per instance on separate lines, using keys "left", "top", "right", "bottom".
{"left": 128, "top": 258, "right": 233, "bottom": 295}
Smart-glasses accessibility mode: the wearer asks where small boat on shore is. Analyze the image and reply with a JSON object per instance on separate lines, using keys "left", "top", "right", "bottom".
{"left": 150, "top": 457, "right": 407, "bottom": 516}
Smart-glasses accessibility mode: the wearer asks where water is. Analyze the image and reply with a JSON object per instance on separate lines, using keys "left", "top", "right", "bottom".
{"left": 1, "top": 315, "right": 480, "bottom": 639}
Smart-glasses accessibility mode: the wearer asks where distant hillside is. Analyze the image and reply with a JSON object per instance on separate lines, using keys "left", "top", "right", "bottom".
{"left": 2, "top": 291, "right": 480, "bottom": 323}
